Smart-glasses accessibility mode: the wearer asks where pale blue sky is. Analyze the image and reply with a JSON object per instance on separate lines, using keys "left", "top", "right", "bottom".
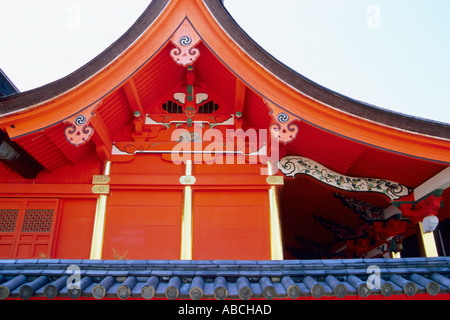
{"left": 1, "top": 0, "right": 449, "bottom": 123}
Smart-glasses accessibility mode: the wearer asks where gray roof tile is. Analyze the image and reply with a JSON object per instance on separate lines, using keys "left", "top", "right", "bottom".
{"left": 0, "top": 257, "right": 449, "bottom": 300}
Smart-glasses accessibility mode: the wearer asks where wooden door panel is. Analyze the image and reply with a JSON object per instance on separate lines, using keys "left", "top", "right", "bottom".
{"left": 0, "top": 198, "right": 58, "bottom": 259}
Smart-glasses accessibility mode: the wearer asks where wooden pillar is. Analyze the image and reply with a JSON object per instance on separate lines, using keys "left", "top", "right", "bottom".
{"left": 418, "top": 221, "right": 439, "bottom": 257}
{"left": 180, "top": 160, "right": 194, "bottom": 260}
{"left": 398, "top": 195, "right": 442, "bottom": 258}
{"left": 267, "top": 162, "right": 284, "bottom": 260}
{"left": 89, "top": 161, "right": 111, "bottom": 259}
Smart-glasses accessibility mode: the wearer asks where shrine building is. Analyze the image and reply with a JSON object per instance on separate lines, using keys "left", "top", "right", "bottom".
{"left": 0, "top": 0, "right": 449, "bottom": 300}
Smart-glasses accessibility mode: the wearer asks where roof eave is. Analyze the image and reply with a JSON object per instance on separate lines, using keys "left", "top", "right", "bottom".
{"left": 0, "top": 0, "right": 170, "bottom": 116}
{"left": 0, "top": 0, "right": 448, "bottom": 164}
{"left": 203, "top": 0, "right": 450, "bottom": 140}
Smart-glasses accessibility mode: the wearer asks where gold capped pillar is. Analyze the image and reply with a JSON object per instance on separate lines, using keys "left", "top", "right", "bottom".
{"left": 418, "top": 221, "right": 439, "bottom": 257}
{"left": 180, "top": 160, "right": 195, "bottom": 260}
{"left": 90, "top": 161, "right": 111, "bottom": 259}
{"left": 267, "top": 161, "right": 284, "bottom": 260}
{"left": 398, "top": 195, "right": 441, "bottom": 258}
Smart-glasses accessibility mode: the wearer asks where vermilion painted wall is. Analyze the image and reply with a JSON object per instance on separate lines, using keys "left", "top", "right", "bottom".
{"left": 101, "top": 154, "right": 271, "bottom": 260}
{"left": 52, "top": 199, "right": 97, "bottom": 259}
{"left": 102, "top": 189, "right": 183, "bottom": 259}
{"left": 193, "top": 190, "right": 270, "bottom": 260}
{"left": 0, "top": 150, "right": 101, "bottom": 259}
{"left": 192, "top": 160, "right": 271, "bottom": 260}
{"left": 101, "top": 154, "right": 184, "bottom": 259}
{"left": 1, "top": 151, "right": 273, "bottom": 260}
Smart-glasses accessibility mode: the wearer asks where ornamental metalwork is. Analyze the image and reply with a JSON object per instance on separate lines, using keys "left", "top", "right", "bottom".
{"left": 278, "top": 156, "right": 412, "bottom": 200}
{"left": 266, "top": 176, "right": 284, "bottom": 185}
{"left": 92, "top": 185, "right": 110, "bottom": 195}
{"left": 0, "top": 209, "right": 19, "bottom": 232}
{"left": 21, "top": 209, "right": 54, "bottom": 233}
{"left": 179, "top": 175, "right": 196, "bottom": 185}
{"left": 92, "top": 175, "right": 111, "bottom": 185}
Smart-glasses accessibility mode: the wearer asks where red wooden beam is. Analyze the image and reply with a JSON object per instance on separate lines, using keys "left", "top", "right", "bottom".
{"left": 108, "top": 174, "right": 270, "bottom": 188}
{"left": 89, "top": 112, "right": 113, "bottom": 161}
{"left": 234, "top": 79, "right": 246, "bottom": 128}
{"left": 0, "top": 183, "right": 95, "bottom": 197}
{"left": 123, "top": 78, "right": 145, "bottom": 117}
{"left": 0, "top": 130, "right": 43, "bottom": 179}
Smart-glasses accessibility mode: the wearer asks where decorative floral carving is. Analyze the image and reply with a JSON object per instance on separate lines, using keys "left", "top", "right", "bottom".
{"left": 334, "top": 192, "right": 386, "bottom": 223}
{"left": 278, "top": 156, "right": 412, "bottom": 200}
{"left": 63, "top": 104, "right": 97, "bottom": 147}
{"left": 313, "top": 214, "right": 357, "bottom": 240}
{"left": 264, "top": 99, "right": 299, "bottom": 144}
{"left": 170, "top": 20, "right": 201, "bottom": 66}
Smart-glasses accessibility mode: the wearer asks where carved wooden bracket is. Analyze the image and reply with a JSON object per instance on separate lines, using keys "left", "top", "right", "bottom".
{"left": 278, "top": 155, "right": 412, "bottom": 201}
{"left": 397, "top": 193, "right": 443, "bottom": 224}
{"left": 372, "top": 218, "right": 408, "bottom": 238}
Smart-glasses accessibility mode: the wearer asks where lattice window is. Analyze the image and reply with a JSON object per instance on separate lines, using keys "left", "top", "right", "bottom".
{"left": 0, "top": 209, "right": 19, "bottom": 232}
{"left": 21, "top": 209, "right": 54, "bottom": 233}
{"left": 198, "top": 101, "right": 219, "bottom": 114}
{"left": 162, "top": 100, "right": 220, "bottom": 114}
{"left": 162, "top": 100, "right": 183, "bottom": 113}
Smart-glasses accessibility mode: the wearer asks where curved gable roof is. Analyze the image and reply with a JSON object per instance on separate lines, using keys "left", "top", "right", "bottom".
{"left": 0, "top": 0, "right": 448, "bottom": 164}
{"left": 0, "top": 0, "right": 171, "bottom": 116}
{"left": 206, "top": 0, "right": 450, "bottom": 139}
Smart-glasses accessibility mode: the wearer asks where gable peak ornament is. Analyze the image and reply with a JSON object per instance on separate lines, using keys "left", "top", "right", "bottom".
{"left": 63, "top": 103, "right": 98, "bottom": 147}
{"left": 170, "top": 20, "right": 201, "bottom": 66}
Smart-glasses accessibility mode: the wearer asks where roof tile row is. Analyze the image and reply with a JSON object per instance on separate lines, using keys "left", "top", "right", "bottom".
{"left": 0, "top": 257, "right": 449, "bottom": 300}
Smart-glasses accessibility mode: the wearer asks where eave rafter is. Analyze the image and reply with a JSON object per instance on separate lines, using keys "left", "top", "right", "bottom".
{"left": 123, "top": 78, "right": 145, "bottom": 118}
{"left": 196, "top": 0, "right": 450, "bottom": 164}
{"left": 234, "top": 79, "right": 246, "bottom": 128}
{"left": 88, "top": 105, "right": 113, "bottom": 162}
